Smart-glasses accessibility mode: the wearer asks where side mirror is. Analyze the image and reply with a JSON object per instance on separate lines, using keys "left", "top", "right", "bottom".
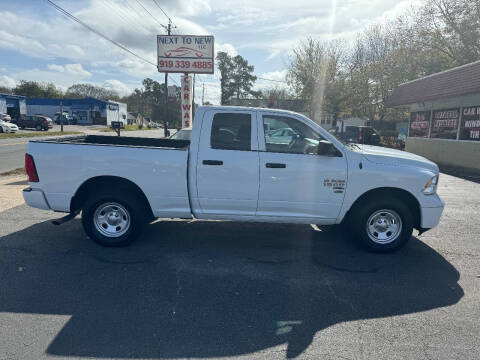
{"left": 317, "top": 140, "right": 340, "bottom": 157}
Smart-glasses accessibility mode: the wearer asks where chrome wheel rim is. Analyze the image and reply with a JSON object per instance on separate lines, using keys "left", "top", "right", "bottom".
{"left": 93, "top": 202, "right": 130, "bottom": 238}
{"left": 366, "top": 209, "right": 402, "bottom": 244}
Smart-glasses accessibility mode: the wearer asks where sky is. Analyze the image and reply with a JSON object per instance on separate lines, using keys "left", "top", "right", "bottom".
{"left": 0, "top": 0, "right": 420, "bottom": 105}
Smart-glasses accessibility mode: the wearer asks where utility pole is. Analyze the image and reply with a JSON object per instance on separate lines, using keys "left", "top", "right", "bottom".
{"left": 163, "top": 20, "right": 172, "bottom": 138}
{"left": 202, "top": 83, "right": 205, "bottom": 105}
{"left": 192, "top": 74, "right": 195, "bottom": 121}
{"left": 60, "top": 101, "right": 63, "bottom": 132}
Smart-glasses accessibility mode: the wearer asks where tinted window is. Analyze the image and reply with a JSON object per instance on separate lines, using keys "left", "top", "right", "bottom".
{"left": 211, "top": 113, "right": 251, "bottom": 151}
{"left": 263, "top": 115, "right": 324, "bottom": 154}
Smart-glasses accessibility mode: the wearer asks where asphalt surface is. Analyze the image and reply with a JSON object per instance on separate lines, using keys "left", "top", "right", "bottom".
{"left": 0, "top": 172, "right": 478, "bottom": 360}
{"left": 0, "top": 126, "right": 168, "bottom": 173}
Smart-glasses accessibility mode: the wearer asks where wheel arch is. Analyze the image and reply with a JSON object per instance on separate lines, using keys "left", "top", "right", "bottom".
{"left": 343, "top": 187, "right": 421, "bottom": 229}
{"left": 70, "top": 175, "right": 154, "bottom": 219}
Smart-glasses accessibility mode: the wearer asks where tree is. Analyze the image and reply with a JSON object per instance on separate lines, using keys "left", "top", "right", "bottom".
{"left": 216, "top": 52, "right": 258, "bottom": 104}
{"left": 13, "top": 80, "right": 63, "bottom": 99}
{"left": 122, "top": 78, "right": 182, "bottom": 128}
{"left": 231, "top": 55, "right": 257, "bottom": 99}
{"left": 66, "top": 83, "right": 119, "bottom": 100}
{"left": 216, "top": 51, "right": 234, "bottom": 104}
{"left": 287, "top": 38, "right": 347, "bottom": 123}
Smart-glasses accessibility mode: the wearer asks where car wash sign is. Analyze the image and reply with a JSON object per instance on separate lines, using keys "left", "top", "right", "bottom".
{"left": 157, "top": 35, "right": 214, "bottom": 74}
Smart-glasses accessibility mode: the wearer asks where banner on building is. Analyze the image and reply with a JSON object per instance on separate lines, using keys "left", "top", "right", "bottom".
{"left": 181, "top": 75, "right": 192, "bottom": 129}
{"left": 459, "top": 106, "right": 480, "bottom": 141}
{"left": 157, "top": 35, "right": 214, "bottom": 74}
{"left": 430, "top": 108, "right": 459, "bottom": 139}
{"left": 409, "top": 111, "right": 430, "bottom": 138}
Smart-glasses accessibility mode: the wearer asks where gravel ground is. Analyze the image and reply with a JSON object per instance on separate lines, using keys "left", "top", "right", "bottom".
{"left": 0, "top": 172, "right": 478, "bottom": 360}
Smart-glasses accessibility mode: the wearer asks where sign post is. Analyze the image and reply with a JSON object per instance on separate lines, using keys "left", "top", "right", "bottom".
{"left": 157, "top": 34, "right": 214, "bottom": 129}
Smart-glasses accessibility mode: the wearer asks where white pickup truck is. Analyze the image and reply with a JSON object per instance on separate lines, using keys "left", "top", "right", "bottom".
{"left": 23, "top": 106, "right": 444, "bottom": 252}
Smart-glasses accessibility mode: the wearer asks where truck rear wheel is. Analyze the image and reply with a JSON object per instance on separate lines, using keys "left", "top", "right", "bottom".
{"left": 352, "top": 198, "right": 413, "bottom": 252}
{"left": 81, "top": 191, "right": 147, "bottom": 247}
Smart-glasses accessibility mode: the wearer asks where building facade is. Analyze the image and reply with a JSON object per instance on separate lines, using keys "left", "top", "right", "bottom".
{"left": 26, "top": 97, "right": 127, "bottom": 125}
{"left": 0, "top": 93, "right": 27, "bottom": 120}
{"left": 386, "top": 60, "right": 480, "bottom": 172}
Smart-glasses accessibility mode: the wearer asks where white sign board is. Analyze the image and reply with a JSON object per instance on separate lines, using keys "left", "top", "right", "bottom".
{"left": 181, "top": 75, "right": 192, "bottom": 128}
{"left": 157, "top": 35, "right": 214, "bottom": 74}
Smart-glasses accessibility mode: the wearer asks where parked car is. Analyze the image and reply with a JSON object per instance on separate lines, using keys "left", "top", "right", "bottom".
{"left": 0, "top": 113, "right": 12, "bottom": 122}
{"left": 14, "top": 115, "right": 52, "bottom": 131}
{"left": 333, "top": 126, "right": 381, "bottom": 146}
{"left": 23, "top": 106, "right": 444, "bottom": 252}
{"left": 168, "top": 128, "right": 192, "bottom": 140}
{"left": 0, "top": 119, "right": 18, "bottom": 133}
{"left": 54, "top": 112, "right": 76, "bottom": 125}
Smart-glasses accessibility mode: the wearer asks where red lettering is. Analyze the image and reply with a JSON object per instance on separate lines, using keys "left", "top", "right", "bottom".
{"left": 182, "top": 104, "right": 191, "bottom": 111}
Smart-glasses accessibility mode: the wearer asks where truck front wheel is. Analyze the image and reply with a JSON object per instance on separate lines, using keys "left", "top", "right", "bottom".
{"left": 81, "top": 192, "right": 146, "bottom": 247}
{"left": 352, "top": 198, "right": 413, "bottom": 252}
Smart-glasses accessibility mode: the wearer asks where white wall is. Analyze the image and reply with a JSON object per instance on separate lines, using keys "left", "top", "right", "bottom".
{"left": 406, "top": 137, "right": 480, "bottom": 173}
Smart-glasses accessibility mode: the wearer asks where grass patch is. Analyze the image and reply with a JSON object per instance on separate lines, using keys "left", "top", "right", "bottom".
{"left": 0, "top": 131, "right": 82, "bottom": 139}
{"left": 0, "top": 167, "right": 25, "bottom": 177}
{"left": 100, "top": 125, "right": 155, "bottom": 132}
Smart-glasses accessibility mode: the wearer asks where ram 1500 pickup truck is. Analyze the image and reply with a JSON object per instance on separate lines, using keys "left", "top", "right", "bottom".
{"left": 23, "top": 106, "right": 444, "bottom": 252}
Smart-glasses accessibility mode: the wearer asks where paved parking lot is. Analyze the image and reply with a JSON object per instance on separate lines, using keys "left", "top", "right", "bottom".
{"left": 0, "top": 172, "right": 478, "bottom": 360}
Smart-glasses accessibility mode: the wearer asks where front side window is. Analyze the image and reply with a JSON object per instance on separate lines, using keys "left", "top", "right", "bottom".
{"left": 263, "top": 115, "right": 325, "bottom": 154}
{"left": 211, "top": 113, "right": 251, "bottom": 151}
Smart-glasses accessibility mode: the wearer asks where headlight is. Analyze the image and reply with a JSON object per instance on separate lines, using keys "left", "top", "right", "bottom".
{"left": 422, "top": 175, "right": 439, "bottom": 195}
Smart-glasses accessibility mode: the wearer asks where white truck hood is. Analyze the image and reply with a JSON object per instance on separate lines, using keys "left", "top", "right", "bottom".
{"left": 353, "top": 144, "right": 439, "bottom": 173}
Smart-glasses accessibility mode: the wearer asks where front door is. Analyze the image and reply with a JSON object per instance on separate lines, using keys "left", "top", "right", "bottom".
{"left": 196, "top": 110, "right": 260, "bottom": 216}
{"left": 257, "top": 113, "right": 347, "bottom": 221}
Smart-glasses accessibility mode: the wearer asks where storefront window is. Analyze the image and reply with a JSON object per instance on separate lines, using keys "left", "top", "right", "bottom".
{"left": 430, "top": 109, "right": 459, "bottom": 139}
{"left": 459, "top": 106, "right": 480, "bottom": 141}
{"left": 409, "top": 111, "right": 430, "bottom": 138}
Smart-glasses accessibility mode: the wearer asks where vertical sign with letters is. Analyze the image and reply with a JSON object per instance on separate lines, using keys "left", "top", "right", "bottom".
{"left": 181, "top": 75, "right": 192, "bottom": 129}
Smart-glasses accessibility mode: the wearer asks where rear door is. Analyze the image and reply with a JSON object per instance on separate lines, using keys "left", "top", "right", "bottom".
{"left": 195, "top": 110, "right": 259, "bottom": 216}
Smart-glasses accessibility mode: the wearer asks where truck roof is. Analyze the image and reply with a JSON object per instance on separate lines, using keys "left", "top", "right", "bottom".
{"left": 197, "top": 105, "right": 304, "bottom": 117}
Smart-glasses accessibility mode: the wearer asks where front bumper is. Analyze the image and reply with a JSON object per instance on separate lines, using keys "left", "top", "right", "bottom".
{"left": 420, "top": 194, "right": 445, "bottom": 229}
{"left": 23, "top": 188, "right": 50, "bottom": 210}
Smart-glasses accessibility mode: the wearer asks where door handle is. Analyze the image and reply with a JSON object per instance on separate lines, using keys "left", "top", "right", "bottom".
{"left": 203, "top": 160, "right": 223, "bottom": 165}
{"left": 266, "top": 163, "right": 286, "bottom": 168}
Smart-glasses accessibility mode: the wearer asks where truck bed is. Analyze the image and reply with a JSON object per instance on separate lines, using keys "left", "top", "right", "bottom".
{"left": 35, "top": 135, "right": 190, "bottom": 149}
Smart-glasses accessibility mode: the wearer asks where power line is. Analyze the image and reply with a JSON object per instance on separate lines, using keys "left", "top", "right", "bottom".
{"left": 133, "top": 0, "right": 166, "bottom": 30}
{"left": 152, "top": 0, "right": 177, "bottom": 28}
{"left": 257, "top": 77, "right": 287, "bottom": 83}
{"left": 44, "top": 0, "right": 157, "bottom": 67}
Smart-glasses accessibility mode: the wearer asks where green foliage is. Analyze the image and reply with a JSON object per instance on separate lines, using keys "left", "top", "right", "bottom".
{"left": 216, "top": 52, "right": 258, "bottom": 104}
{"left": 121, "top": 78, "right": 182, "bottom": 128}
{"left": 66, "top": 83, "right": 119, "bottom": 100}
{"left": 13, "top": 80, "right": 63, "bottom": 99}
{"left": 287, "top": 0, "right": 480, "bottom": 123}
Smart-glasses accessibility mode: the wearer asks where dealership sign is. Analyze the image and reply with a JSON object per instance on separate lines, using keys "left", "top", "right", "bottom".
{"left": 157, "top": 35, "right": 214, "bottom": 74}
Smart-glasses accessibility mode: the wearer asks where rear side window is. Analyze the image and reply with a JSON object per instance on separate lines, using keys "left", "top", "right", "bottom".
{"left": 211, "top": 113, "right": 251, "bottom": 151}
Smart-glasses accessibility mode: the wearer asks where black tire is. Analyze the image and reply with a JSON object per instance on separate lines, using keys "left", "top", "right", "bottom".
{"left": 0, "top": 126, "right": 3, "bottom": 133}
{"left": 81, "top": 190, "right": 148, "bottom": 247}
{"left": 351, "top": 197, "right": 413, "bottom": 252}
{"left": 36, "top": 125, "right": 42, "bottom": 131}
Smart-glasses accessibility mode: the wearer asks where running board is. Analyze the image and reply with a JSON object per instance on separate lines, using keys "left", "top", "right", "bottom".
{"left": 52, "top": 210, "right": 80, "bottom": 226}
